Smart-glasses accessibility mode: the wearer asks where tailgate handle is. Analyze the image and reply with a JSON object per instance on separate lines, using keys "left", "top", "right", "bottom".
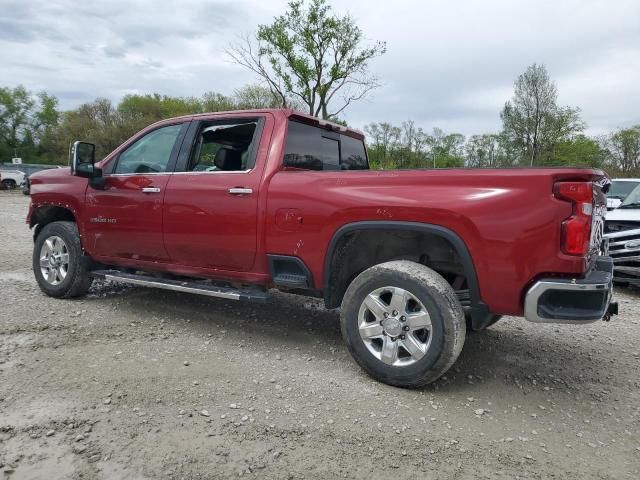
{"left": 141, "top": 187, "right": 161, "bottom": 194}
{"left": 228, "top": 187, "right": 253, "bottom": 195}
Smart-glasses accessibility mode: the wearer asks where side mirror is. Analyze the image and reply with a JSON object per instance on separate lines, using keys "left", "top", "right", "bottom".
{"left": 70, "top": 141, "right": 101, "bottom": 178}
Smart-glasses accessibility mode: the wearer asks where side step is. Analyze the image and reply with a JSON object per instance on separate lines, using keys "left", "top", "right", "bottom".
{"left": 91, "top": 270, "right": 270, "bottom": 303}
{"left": 272, "top": 273, "right": 309, "bottom": 289}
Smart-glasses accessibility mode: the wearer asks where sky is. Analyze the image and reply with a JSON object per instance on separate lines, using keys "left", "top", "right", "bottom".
{"left": 1, "top": 0, "right": 639, "bottom": 136}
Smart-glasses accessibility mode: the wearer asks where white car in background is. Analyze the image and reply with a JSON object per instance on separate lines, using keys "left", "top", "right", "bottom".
{"left": 0, "top": 170, "right": 26, "bottom": 189}
{"left": 606, "top": 178, "right": 640, "bottom": 210}
{"left": 605, "top": 184, "right": 640, "bottom": 285}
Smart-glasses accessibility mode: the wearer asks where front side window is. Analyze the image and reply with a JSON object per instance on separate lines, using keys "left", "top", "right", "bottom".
{"left": 114, "top": 124, "right": 183, "bottom": 174}
{"left": 188, "top": 122, "right": 258, "bottom": 172}
{"left": 283, "top": 120, "right": 368, "bottom": 171}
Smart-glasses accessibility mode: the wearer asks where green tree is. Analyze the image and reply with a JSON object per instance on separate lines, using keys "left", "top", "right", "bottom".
{"left": 364, "top": 122, "right": 401, "bottom": 169}
{"left": 604, "top": 126, "right": 640, "bottom": 173}
{"left": 427, "top": 128, "right": 465, "bottom": 168}
{"left": 501, "top": 63, "right": 584, "bottom": 166}
{"left": 227, "top": 0, "right": 386, "bottom": 120}
{"left": 546, "top": 135, "right": 605, "bottom": 168}
{"left": 0, "top": 85, "right": 35, "bottom": 159}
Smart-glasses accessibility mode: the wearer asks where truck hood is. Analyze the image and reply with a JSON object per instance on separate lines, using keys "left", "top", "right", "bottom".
{"left": 606, "top": 207, "right": 640, "bottom": 221}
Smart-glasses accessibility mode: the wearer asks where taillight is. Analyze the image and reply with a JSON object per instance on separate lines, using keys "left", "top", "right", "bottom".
{"left": 554, "top": 181, "right": 593, "bottom": 256}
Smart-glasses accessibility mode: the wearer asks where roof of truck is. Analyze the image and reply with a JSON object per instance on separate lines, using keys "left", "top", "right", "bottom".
{"left": 162, "top": 108, "right": 365, "bottom": 140}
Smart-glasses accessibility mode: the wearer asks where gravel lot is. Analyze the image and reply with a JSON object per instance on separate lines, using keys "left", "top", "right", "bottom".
{"left": 1, "top": 191, "right": 639, "bottom": 479}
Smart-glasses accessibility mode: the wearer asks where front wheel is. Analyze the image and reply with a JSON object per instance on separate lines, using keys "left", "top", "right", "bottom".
{"left": 33, "top": 221, "right": 93, "bottom": 298}
{"left": 340, "top": 260, "right": 466, "bottom": 388}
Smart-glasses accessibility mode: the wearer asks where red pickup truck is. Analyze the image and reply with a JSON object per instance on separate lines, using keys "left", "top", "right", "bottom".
{"left": 27, "top": 109, "right": 617, "bottom": 387}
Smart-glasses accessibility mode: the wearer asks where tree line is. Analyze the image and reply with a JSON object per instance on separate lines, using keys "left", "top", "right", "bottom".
{"left": 1, "top": 72, "right": 638, "bottom": 177}
{"left": 0, "top": 84, "right": 286, "bottom": 164}
{"left": 365, "top": 64, "right": 640, "bottom": 176}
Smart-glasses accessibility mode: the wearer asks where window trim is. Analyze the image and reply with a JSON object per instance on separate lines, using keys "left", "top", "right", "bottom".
{"left": 174, "top": 117, "right": 265, "bottom": 174}
{"left": 105, "top": 121, "right": 190, "bottom": 176}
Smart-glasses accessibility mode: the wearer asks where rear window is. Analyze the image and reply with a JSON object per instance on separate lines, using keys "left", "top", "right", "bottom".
{"left": 283, "top": 121, "right": 368, "bottom": 171}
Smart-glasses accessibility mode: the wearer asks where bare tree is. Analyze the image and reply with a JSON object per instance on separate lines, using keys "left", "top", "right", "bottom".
{"left": 227, "top": 0, "right": 386, "bottom": 120}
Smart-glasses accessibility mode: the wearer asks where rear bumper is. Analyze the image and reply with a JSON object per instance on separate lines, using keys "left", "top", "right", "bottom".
{"left": 524, "top": 256, "right": 616, "bottom": 324}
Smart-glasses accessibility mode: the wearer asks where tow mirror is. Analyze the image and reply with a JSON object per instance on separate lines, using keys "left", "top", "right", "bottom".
{"left": 70, "top": 141, "right": 101, "bottom": 178}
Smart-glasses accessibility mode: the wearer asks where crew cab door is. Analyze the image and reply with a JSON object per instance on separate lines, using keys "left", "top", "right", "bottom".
{"left": 162, "top": 115, "right": 271, "bottom": 271}
{"left": 84, "top": 122, "right": 189, "bottom": 262}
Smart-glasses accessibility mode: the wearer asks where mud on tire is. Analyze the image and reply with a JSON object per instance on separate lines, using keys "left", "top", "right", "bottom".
{"left": 340, "top": 260, "right": 466, "bottom": 388}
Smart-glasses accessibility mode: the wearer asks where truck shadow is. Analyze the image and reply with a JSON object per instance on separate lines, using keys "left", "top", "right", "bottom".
{"left": 88, "top": 282, "right": 621, "bottom": 397}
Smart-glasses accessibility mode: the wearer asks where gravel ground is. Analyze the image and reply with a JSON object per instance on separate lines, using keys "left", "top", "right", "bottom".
{"left": 1, "top": 191, "right": 639, "bottom": 479}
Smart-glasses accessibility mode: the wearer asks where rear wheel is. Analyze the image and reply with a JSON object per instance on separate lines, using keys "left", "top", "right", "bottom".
{"left": 33, "top": 221, "right": 92, "bottom": 298}
{"left": 340, "top": 260, "right": 466, "bottom": 388}
{"left": 1, "top": 179, "right": 17, "bottom": 189}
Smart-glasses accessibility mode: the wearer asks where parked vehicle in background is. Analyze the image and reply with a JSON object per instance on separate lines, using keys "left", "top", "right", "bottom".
{"left": 26, "top": 109, "right": 617, "bottom": 388}
{"left": 605, "top": 184, "right": 640, "bottom": 285}
{"left": 605, "top": 178, "right": 640, "bottom": 210}
{"left": 0, "top": 170, "right": 26, "bottom": 189}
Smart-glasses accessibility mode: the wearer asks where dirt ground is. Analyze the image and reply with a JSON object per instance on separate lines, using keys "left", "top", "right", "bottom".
{"left": 0, "top": 191, "right": 638, "bottom": 480}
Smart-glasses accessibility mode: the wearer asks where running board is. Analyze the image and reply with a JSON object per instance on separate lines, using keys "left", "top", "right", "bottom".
{"left": 91, "top": 270, "right": 270, "bottom": 303}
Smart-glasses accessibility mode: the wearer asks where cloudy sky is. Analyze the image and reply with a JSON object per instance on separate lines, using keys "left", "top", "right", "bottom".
{"left": 1, "top": 0, "right": 639, "bottom": 135}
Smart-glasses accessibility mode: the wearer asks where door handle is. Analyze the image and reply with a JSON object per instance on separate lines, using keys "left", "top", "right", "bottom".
{"left": 228, "top": 187, "right": 253, "bottom": 195}
{"left": 141, "top": 187, "right": 161, "bottom": 193}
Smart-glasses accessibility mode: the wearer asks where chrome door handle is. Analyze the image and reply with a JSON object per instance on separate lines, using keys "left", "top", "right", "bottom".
{"left": 141, "top": 187, "right": 161, "bottom": 193}
{"left": 228, "top": 187, "right": 253, "bottom": 195}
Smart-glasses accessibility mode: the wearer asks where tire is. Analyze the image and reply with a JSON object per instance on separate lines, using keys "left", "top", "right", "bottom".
{"left": 465, "top": 313, "right": 502, "bottom": 333}
{"left": 1, "top": 179, "right": 16, "bottom": 190}
{"left": 340, "top": 260, "right": 466, "bottom": 388}
{"left": 33, "top": 221, "right": 92, "bottom": 298}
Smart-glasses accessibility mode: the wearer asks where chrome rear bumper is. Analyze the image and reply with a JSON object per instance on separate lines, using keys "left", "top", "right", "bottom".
{"left": 524, "top": 256, "right": 616, "bottom": 324}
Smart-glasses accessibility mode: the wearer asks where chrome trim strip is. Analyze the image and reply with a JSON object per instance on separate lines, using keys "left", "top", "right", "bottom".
{"left": 107, "top": 172, "right": 171, "bottom": 177}
{"left": 524, "top": 279, "right": 611, "bottom": 324}
{"left": 105, "top": 169, "right": 252, "bottom": 178}
{"left": 605, "top": 228, "right": 640, "bottom": 239}
{"left": 612, "top": 255, "right": 640, "bottom": 263}
{"left": 103, "top": 273, "right": 242, "bottom": 300}
{"left": 172, "top": 169, "right": 252, "bottom": 175}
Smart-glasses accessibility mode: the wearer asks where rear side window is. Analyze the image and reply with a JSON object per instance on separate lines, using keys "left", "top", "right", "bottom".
{"left": 283, "top": 121, "right": 368, "bottom": 171}
{"left": 340, "top": 134, "right": 368, "bottom": 170}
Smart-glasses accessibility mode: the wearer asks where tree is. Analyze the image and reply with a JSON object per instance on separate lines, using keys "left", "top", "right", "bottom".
{"left": 227, "top": 0, "right": 386, "bottom": 120}
{"left": 427, "top": 128, "right": 465, "bottom": 168}
{"left": 604, "top": 126, "right": 640, "bottom": 173}
{"left": 0, "top": 85, "right": 35, "bottom": 158}
{"left": 364, "top": 122, "right": 401, "bottom": 169}
{"left": 547, "top": 135, "right": 605, "bottom": 168}
{"left": 501, "top": 63, "right": 584, "bottom": 166}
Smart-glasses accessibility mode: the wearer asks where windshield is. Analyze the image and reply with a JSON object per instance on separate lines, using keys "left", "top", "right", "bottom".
{"left": 607, "top": 180, "right": 640, "bottom": 199}
{"left": 619, "top": 183, "right": 640, "bottom": 208}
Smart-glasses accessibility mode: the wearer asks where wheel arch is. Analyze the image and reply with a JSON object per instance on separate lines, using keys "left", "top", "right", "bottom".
{"left": 323, "top": 221, "right": 490, "bottom": 327}
{"left": 30, "top": 205, "right": 78, "bottom": 241}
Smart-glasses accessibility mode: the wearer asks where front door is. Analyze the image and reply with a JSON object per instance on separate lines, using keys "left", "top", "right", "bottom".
{"left": 162, "top": 116, "right": 269, "bottom": 271}
{"left": 84, "top": 122, "right": 188, "bottom": 263}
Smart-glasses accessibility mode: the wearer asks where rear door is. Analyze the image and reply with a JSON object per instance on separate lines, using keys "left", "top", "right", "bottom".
{"left": 162, "top": 114, "right": 271, "bottom": 271}
{"left": 84, "top": 122, "right": 189, "bottom": 263}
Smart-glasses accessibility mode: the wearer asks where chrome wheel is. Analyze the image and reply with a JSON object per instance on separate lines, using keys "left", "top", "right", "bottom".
{"left": 39, "top": 235, "right": 70, "bottom": 286}
{"left": 357, "top": 286, "right": 432, "bottom": 367}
